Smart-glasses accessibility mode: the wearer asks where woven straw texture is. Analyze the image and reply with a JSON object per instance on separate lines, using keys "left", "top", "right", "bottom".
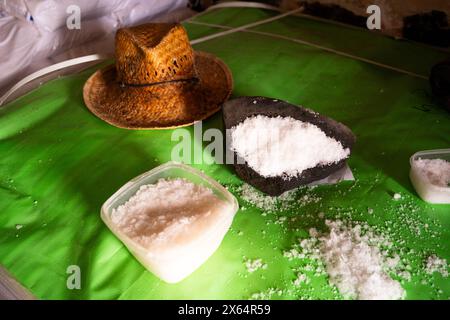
{"left": 83, "top": 23, "right": 233, "bottom": 129}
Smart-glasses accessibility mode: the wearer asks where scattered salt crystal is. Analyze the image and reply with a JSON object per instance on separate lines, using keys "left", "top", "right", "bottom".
{"left": 398, "top": 271, "right": 412, "bottom": 281}
{"left": 237, "top": 183, "right": 320, "bottom": 213}
{"left": 393, "top": 193, "right": 402, "bottom": 200}
{"left": 250, "top": 287, "right": 283, "bottom": 300}
{"left": 293, "top": 273, "right": 309, "bottom": 286}
{"left": 244, "top": 258, "right": 267, "bottom": 273}
{"left": 425, "top": 255, "right": 449, "bottom": 277}
{"left": 239, "top": 183, "right": 278, "bottom": 211}
{"left": 275, "top": 216, "right": 287, "bottom": 224}
{"left": 230, "top": 115, "right": 350, "bottom": 178}
{"left": 368, "top": 208, "right": 374, "bottom": 214}
{"left": 15, "top": 224, "right": 23, "bottom": 230}
{"left": 283, "top": 248, "right": 302, "bottom": 260}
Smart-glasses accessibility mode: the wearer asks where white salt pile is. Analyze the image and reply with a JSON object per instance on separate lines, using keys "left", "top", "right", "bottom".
{"left": 110, "top": 178, "right": 236, "bottom": 283}
{"left": 230, "top": 115, "right": 350, "bottom": 178}
{"left": 315, "top": 220, "right": 405, "bottom": 300}
{"left": 112, "top": 178, "right": 229, "bottom": 248}
{"left": 284, "top": 220, "right": 405, "bottom": 300}
{"left": 425, "top": 255, "right": 449, "bottom": 277}
{"left": 413, "top": 158, "right": 450, "bottom": 187}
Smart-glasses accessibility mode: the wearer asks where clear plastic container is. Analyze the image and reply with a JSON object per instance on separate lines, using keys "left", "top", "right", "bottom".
{"left": 101, "top": 161, "right": 239, "bottom": 283}
{"left": 409, "top": 149, "right": 450, "bottom": 204}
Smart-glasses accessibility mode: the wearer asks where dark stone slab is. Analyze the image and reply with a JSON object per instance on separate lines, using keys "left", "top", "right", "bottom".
{"left": 430, "top": 60, "right": 450, "bottom": 112}
{"left": 222, "top": 96, "right": 356, "bottom": 196}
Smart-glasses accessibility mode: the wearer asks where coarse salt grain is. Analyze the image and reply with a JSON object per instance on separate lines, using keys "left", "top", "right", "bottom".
{"left": 413, "top": 158, "right": 450, "bottom": 187}
{"left": 283, "top": 248, "right": 304, "bottom": 260}
{"left": 238, "top": 183, "right": 279, "bottom": 212}
{"left": 250, "top": 287, "right": 283, "bottom": 300}
{"left": 230, "top": 115, "right": 350, "bottom": 178}
{"left": 244, "top": 258, "right": 268, "bottom": 273}
{"left": 293, "top": 273, "right": 309, "bottom": 286}
{"left": 275, "top": 216, "right": 287, "bottom": 224}
{"left": 393, "top": 193, "right": 402, "bottom": 200}
{"left": 425, "top": 255, "right": 449, "bottom": 277}
{"left": 237, "top": 183, "right": 320, "bottom": 213}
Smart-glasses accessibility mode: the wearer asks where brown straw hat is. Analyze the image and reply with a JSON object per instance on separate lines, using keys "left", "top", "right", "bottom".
{"left": 83, "top": 23, "right": 233, "bottom": 129}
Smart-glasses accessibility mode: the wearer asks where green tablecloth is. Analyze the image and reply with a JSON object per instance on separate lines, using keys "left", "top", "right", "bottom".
{"left": 0, "top": 7, "right": 449, "bottom": 299}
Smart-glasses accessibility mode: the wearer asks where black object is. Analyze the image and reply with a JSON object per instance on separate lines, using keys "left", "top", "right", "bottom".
{"left": 403, "top": 10, "right": 450, "bottom": 48}
{"left": 222, "top": 97, "right": 356, "bottom": 196}
{"left": 188, "top": 0, "right": 215, "bottom": 12}
{"left": 299, "top": 1, "right": 366, "bottom": 28}
{"left": 430, "top": 60, "right": 450, "bottom": 112}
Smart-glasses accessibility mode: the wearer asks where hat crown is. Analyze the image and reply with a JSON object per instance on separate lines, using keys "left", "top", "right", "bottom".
{"left": 115, "top": 23, "right": 196, "bottom": 85}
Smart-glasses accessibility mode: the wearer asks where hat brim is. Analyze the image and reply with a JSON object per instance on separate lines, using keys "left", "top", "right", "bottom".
{"left": 83, "top": 51, "right": 233, "bottom": 129}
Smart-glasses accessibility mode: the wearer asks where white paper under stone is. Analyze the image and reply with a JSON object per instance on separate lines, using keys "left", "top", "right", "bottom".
{"left": 307, "top": 163, "right": 354, "bottom": 186}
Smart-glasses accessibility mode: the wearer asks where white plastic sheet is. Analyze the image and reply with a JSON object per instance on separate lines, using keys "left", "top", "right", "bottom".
{"left": 0, "top": 0, "right": 190, "bottom": 96}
